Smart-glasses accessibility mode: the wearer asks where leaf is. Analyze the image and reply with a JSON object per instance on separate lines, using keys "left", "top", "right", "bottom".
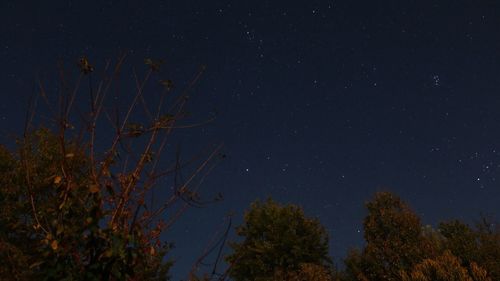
{"left": 143, "top": 152, "right": 153, "bottom": 163}
{"left": 144, "top": 58, "right": 164, "bottom": 72}
{"left": 158, "top": 114, "right": 174, "bottom": 125}
{"left": 51, "top": 240, "right": 58, "bottom": 250}
{"left": 56, "top": 225, "right": 64, "bottom": 235}
{"left": 125, "top": 123, "right": 144, "bottom": 137}
{"left": 89, "top": 184, "right": 100, "bottom": 194}
{"left": 104, "top": 249, "right": 113, "bottom": 258}
{"left": 54, "top": 176, "right": 62, "bottom": 185}
{"left": 78, "top": 56, "right": 94, "bottom": 74}
{"left": 159, "top": 79, "right": 174, "bottom": 90}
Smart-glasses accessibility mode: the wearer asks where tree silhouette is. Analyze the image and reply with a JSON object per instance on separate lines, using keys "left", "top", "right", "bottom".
{"left": 343, "top": 192, "right": 436, "bottom": 281}
{"left": 225, "top": 199, "right": 332, "bottom": 281}
{"left": 0, "top": 56, "right": 221, "bottom": 280}
{"left": 400, "top": 250, "right": 490, "bottom": 281}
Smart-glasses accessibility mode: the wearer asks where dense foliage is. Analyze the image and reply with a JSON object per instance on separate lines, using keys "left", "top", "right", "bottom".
{"left": 341, "top": 192, "right": 499, "bottom": 281}
{"left": 1, "top": 129, "right": 499, "bottom": 281}
{"left": 343, "top": 192, "right": 434, "bottom": 280}
{"left": 0, "top": 129, "right": 172, "bottom": 280}
{"left": 1, "top": 128, "right": 498, "bottom": 281}
{"left": 0, "top": 57, "right": 213, "bottom": 280}
{"left": 223, "top": 193, "right": 499, "bottom": 281}
{"left": 225, "top": 199, "right": 331, "bottom": 281}
{"left": 400, "top": 250, "right": 490, "bottom": 281}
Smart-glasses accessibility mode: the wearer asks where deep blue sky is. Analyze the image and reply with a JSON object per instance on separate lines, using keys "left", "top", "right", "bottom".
{"left": 2, "top": 0, "right": 500, "bottom": 279}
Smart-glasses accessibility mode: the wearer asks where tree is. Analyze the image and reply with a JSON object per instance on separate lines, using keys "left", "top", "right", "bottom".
{"left": 343, "top": 192, "right": 436, "bottom": 281}
{"left": 474, "top": 217, "right": 500, "bottom": 280}
{"left": 400, "top": 250, "right": 491, "bottom": 281}
{"left": 226, "top": 199, "right": 332, "bottom": 281}
{"left": 342, "top": 249, "right": 369, "bottom": 281}
{"left": 438, "top": 220, "right": 479, "bottom": 268}
{"left": 439, "top": 218, "right": 500, "bottom": 281}
{"left": 0, "top": 56, "right": 220, "bottom": 280}
{"left": 272, "top": 263, "right": 335, "bottom": 281}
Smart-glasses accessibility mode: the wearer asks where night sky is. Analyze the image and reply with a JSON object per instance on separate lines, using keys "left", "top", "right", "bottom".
{"left": 2, "top": 0, "right": 500, "bottom": 279}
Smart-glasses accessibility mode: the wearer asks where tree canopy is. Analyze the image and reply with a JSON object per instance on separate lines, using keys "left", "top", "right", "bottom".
{"left": 341, "top": 192, "right": 499, "bottom": 281}
{"left": 0, "top": 129, "right": 172, "bottom": 280}
{"left": 0, "top": 56, "right": 217, "bottom": 280}
{"left": 225, "top": 199, "right": 332, "bottom": 281}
